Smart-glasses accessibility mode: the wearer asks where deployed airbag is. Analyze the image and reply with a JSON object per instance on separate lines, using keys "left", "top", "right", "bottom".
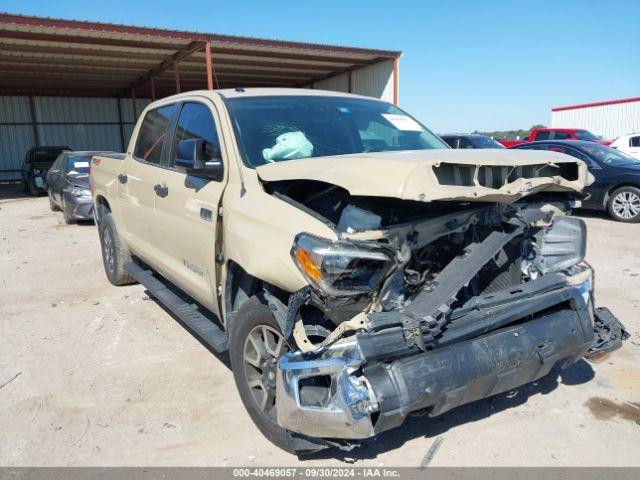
{"left": 263, "top": 131, "right": 314, "bottom": 163}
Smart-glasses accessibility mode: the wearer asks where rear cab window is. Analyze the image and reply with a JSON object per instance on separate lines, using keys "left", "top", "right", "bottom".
{"left": 553, "top": 131, "right": 572, "bottom": 140}
{"left": 133, "top": 104, "right": 176, "bottom": 164}
{"left": 533, "top": 131, "right": 550, "bottom": 141}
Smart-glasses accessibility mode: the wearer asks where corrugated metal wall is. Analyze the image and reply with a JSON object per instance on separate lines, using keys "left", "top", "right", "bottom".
{"left": 312, "top": 59, "right": 396, "bottom": 103}
{"left": 0, "top": 96, "right": 35, "bottom": 181}
{"left": 551, "top": 100, "right": 640, "bottom": 140}
{"left": 0, "top": 96, "right": 150, "bottom": 181}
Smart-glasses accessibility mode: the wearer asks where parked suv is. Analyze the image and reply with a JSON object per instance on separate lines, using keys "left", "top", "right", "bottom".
{"left": 21, "top": 145, "right": 70, "bottom": 196}
{"left": 90, "top": 89, "right": 626, "bottom": 454}
{"left": 47, "top": 151, "right": 109, "bottom": 223}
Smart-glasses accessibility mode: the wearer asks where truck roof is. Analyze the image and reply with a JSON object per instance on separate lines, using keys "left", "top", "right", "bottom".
{"left": 157, "top": 87, "right": 380, "bottom": 102}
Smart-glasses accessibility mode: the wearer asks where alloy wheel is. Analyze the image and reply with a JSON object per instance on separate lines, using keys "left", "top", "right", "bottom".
{"left": 612, "top": 191, "right": 640, "bottom": 220}
{"left": 243, "top": 325, "right": 287, "bottom": 419}
{"left": 102, "top": 229, "right": 115, "bottom": 274}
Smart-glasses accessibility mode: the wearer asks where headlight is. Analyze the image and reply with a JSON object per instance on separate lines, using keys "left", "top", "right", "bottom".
{"left": 291, "top": 233, "right": 395, "bottom": 296}
{"left": 69, "top": 186, "right": 91, "bottom": 197}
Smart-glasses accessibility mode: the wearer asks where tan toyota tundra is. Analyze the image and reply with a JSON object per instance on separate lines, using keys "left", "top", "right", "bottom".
{"left": 90, "top": 88, "right": 627, "bottom": 453}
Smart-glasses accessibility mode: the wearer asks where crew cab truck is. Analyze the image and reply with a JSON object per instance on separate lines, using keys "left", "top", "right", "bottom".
{"left": 90, "top": 89, "right": 627, "bottom": 454}
{"left": 499, "top": 128, "right": 611, "bottom": 147}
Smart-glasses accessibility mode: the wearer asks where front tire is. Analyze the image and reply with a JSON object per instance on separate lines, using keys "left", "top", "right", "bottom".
{"left": 61, "top": 196, "right": 76, "bottom": 224}
{"left": 48, "top": 190, "right": 59, "bottom": 211}
{"left": 607, "top": 186, "right": 640, "bottom": 223}
{"left": 98, "top": 212, "right": 135, "bottom": 286}
{"left": 230, "top": 297, "right": 306, "bottom": 454}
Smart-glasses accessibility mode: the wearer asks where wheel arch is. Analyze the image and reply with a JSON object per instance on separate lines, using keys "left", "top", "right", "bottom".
{"left": 94, "top": 195, "right": 111, "bottom": 224}
{"left": 224, "top": 260, "right": 289, "bottom": 331}
{"left": 603, "top": 183, "right": 640, "bottom": 208}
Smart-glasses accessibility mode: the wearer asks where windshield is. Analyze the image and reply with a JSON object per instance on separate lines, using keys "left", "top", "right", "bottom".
{"left": 225, "top": 96, "right": 447, "bottom": 167}
{"left": 66, "top": 156, "right": 92, "bottom": 174}
{"left": 469, "top": 136, "right": 504, "bottom": 148}
{"left": 582, "top": 144, "right": 640, "bottom": 166}
{"left": 574, "top": 130, "right": 599, "bottom": 141}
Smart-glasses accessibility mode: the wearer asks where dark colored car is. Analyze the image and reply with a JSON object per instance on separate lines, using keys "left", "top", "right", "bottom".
{"left": 510, "top": 140, "right": 640, "bottom": 222}
{"left": 441, "top": 134, "right": 504, "bottom": 149}
{"left": 21, "top": 145, "right": 70, "bottom": 196}
{"left": 47, "top": 151, "right": 107, "bottom": 223}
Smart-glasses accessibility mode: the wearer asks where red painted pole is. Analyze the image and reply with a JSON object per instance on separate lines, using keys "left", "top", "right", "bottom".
{"left": 174, "top": 63, "right": 181, "bottom": 93}
{"left": 205, "top": 41, "right": 214, "bottom": 90}
{"left": 393, "top": 58, "right": 399, "bottom": 105}
{"left": 131, "top": 88, "right": 137, "bottom": 119}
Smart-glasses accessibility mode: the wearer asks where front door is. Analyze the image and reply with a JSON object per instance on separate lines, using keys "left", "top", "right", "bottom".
{"left": 119, "top": 103, "right": 176, "bottom": 267}
{"left": 153, "top": 100, "right": 227, "bottom": 314}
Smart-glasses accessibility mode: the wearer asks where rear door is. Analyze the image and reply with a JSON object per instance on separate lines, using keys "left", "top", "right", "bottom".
{"left": 153, "top": 100, "right": 228, "bottom": 313}
{"left": 119, "top": 103, "right": 177, "bottom": 267}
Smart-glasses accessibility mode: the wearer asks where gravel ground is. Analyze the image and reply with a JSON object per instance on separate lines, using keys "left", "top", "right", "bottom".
{"left": 1, "top": 185, "right": 639, "bottom": 467}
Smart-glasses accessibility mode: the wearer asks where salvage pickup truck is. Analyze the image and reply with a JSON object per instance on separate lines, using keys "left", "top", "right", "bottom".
{"left": 90, "top": 88, "right": 627, "bottom": 454}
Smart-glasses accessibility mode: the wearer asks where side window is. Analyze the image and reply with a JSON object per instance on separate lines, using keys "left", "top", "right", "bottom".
{"left": 133, "top": 104, "right": 176, "bottom": 164}
{"left": 534, "top": 131, "right": 550, "bottom": 141}
{"left": 442, "top": 137, "right": 457, "bottom": 148}
{"left": 458, "top": 137, "right": 473, "bottom": 149}
{"left": 169, "top": 102, "right": 221, "bottom": 168}
{"left": 630, "top": 136, "right": 640, "bottom": 148}
{"left": 553, "top": 131, "right": 571, "bottom": 140}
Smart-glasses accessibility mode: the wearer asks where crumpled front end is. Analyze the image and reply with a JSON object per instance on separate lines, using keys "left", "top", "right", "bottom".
{"left": 267, "top": 197, "right": 628, "bottom": 441}
{"left": 275, "top": 273, "right": 627, "bottom": 439}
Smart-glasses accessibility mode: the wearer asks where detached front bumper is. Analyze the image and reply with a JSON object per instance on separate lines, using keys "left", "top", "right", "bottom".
{"left": 275, "top": 281, "right": 627, "bottom": 440}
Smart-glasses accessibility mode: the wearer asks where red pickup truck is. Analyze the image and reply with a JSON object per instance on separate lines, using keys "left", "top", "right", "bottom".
{"left": 499, "top": 128, "right": 611, "bottom": 147}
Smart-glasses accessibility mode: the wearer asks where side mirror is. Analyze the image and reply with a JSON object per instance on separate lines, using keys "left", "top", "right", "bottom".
{"left": 175, "top": 138, "right": 224, "bottom": 181}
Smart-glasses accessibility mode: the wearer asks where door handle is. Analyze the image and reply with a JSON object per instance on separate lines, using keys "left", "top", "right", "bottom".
{"left": 117, "top": 173, "right": 128, "bottom": 184}
{"left": 154, "top": 183, "right": 169, "bottom": 198}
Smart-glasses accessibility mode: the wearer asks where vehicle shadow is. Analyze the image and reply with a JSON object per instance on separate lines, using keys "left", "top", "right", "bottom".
{"left": 572, "top": 208, "right": 614, "bottom": 222}
{"left": 142, "top": 286, "right": 232, "bottom": 370}
{"left": 301, "top": 359, "right": 594, "bottom": 462}
{"left": 0, "top": 182, "right": 31, "bottom": 202}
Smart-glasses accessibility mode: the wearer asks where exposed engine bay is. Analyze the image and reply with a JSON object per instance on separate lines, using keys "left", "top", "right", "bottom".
{"left": 260, "top": 177, "right": 628, "bottom": 444}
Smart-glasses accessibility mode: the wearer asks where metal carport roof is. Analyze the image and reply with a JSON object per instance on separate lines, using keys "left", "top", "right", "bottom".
{"left": 0, "top": 12, "right": 402, "bottom": 101}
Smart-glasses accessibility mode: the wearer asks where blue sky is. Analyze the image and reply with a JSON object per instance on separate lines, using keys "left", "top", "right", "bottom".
{"left": 2, "top": 0, "right": 639, "bottom": 132}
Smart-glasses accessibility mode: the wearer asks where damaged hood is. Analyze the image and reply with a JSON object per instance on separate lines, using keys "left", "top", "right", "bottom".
{"left": 256, "top": 149, "right": 590, "bottom": 203}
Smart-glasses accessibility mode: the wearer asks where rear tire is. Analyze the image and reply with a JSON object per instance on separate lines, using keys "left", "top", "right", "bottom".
{"left": 98, "top": 212, "right": 135, "bottom": 286}
{"left": 607, "top": 186, "right": 640, "bottom": 223}
{"left": 230, "top": 297, "right": 312, "bottom": 454}
{"left": 28, "top": 180, "right": 40, "bottom": 196}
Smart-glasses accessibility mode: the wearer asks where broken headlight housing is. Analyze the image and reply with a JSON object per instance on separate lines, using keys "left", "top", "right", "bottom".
{"left": 69, "top": 186, "right": 92, "bottom": 197}
{"left": 291, "top": 233, "right": 395, "bottom": 296}
{"left": 527, "top": 216, "right": 587, "bottom": 274}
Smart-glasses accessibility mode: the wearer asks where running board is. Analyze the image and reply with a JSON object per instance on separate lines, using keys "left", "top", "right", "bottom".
{"left": 124, "top": 261, "right": 229, "bottom": 353}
